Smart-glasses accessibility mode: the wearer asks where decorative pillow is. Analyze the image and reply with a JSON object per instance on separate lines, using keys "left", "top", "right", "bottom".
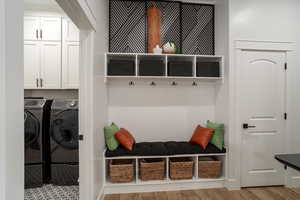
{"left": 207, "top": 120, "right": 224, "bottom": 150}
{"left": 115, "top": 128, "right": 136, "bottom": 151}
{"left": 190, "top": 125, "right": 215, "bottom": 149}
{"left": 104, "top": 123, "right": 120, "bottom": 151}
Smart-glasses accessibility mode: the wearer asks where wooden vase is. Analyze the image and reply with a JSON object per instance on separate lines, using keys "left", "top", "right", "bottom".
{"left": 147, "top": 2, "right": 161, "bottom": 53}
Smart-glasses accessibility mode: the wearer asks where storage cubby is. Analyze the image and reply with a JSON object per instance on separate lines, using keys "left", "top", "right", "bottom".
{"left": 139, "top": 158, "right": 166, "bottom": 181}
{"left": 196, "top": 56, "right": 223, "bottom": 78}
{"left": 105, "top": 53, "right": 224, "bottom": 82}
{"left": 138, "top": 55, "right": 166, "bottom": 77}
{"left": 167, "top": 55, "right": 194, "bottom": 77}
{"left": 169, "top": 157, "right": 194, "bottom": 180}
{"left": 104, "top": 154, "right": 226, "bottom": 187}
{"left": 106, "top": 54, "right": 136, "bottom": 76}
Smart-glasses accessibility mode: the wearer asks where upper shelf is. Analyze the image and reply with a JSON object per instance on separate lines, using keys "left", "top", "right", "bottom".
{"left": 104, "top": 53, "right": 224, "bottom": 83}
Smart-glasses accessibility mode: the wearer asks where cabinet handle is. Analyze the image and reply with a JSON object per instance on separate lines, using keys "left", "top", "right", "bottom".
{"left": 36, "top": 29, "right": 38, "bottom": 39}
{"left": 40, "top": 78, "right": 43, "bottom": 88}
{"left": 36, "top": 78, "right": 39, "bottom": 87}
{"left": 40, "top": 29, "right": 43, "bottom": 39}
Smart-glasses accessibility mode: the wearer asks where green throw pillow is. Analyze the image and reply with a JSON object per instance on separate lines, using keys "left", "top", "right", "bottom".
{"left": 207, "top": 120, "right": 224, "bottom": 150}
{"left": 104, "top": 123, "right": 120, "bottom": 151}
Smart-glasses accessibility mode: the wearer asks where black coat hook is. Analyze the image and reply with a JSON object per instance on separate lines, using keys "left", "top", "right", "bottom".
{"left": 150, "top": 81, "right": 156, "bottom": 86}
{"left": 192, "top": 81, "right": 197, "bottom": 86}
{"left": 129, "top": 81, "right": 135, "bottom": 86}
{"left": 171, "top": 81, "right": 178, "bottom": 86}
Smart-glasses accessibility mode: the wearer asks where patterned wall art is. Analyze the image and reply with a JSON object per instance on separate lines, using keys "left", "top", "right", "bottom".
{"left": 181, "top": 3, "right": 214, "bottom": 55}
{"left": 146, "top": 1, "right": 181, "bottom": 53}
{"left": 109, "top": 0, "right": 147, "bottom": 53}
{"left": 109, "top": 0, "right": 215, "bottom": 55}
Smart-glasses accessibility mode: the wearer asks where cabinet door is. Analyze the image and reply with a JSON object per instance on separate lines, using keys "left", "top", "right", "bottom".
{"left": 24, "top": 41, "right": 40, "bottom": 89}
{"left": 63, "top": 18, "right": 79, "bottom": 42}
{"left": 40, "top": 17, "right": 61, "bottom": 41}
{"left": 62, "top": 42, "right": 79, "bottom": 89}
{"left": 24, "top": 16, "right": 39, "bottom": 41}
{"left": 40, "top": 42, "right": 61, "bottom": 89}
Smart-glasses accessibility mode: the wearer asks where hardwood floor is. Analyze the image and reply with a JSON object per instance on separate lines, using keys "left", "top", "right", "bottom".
{"left": 104, "top": 187, "right": 300, "bottom": 200}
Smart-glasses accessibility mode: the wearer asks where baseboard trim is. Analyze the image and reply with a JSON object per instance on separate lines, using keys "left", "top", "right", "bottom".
{"left": 104, "top": 181, "right": 224, "bottom": 194}
{"left": 225, "top": 179, "right": 241, "bottom": 190}
{"left": 97, "top": 186, "right": 105, "bottom": 200}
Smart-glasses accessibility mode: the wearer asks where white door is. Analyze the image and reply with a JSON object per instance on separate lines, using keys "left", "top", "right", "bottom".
{"left": 240, "top": 50, "right": 286, "bottom": 187}
{"left": 40, "top": 42, "right": 61, "bottom": 89}
{"left": 24, "top": 16, "right": 39, "bottom": 41}
{"left": 24, "top": 41, "right": 40, "bottom": 89}
{"left": 40, "top": 17, "right": 61, "bottom": 41}
{"left": 62, "top": 43, "right": 79, "bottom": 89}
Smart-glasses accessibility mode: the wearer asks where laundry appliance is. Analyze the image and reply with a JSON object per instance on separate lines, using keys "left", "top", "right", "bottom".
{"left": 24, "top": 99, "right": 47, "bottom": 188}
{"left": 50, "top": 99, "right": 79, "bottom": 185}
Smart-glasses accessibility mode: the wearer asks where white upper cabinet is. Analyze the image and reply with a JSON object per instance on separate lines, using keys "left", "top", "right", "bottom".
{"left": 40, "top": 17, "right": 62, "bottom": 41}
{"left": 24, "top": 41, "right": 40, "bottom": 89}
{"left": 24, "top": 16, "right": 40, "bottom": 41}
{"left": 40, "top": 42, "right": 62, "bottom": 89}
{"left": 24, "top": 16, "right": 79, "bottom": 90}
{"left": 63, "top": 18, "right": 79, "bottom": 42}
{"left": 24, "top": 16, "right": 62, "bottom": 89}
{"left": 62, "top": 18, "right": 80, "bottom": 89}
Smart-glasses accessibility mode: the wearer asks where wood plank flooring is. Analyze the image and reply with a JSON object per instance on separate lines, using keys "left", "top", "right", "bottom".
{"left": 104, "top": 187, "right": 300, "bottom": 200}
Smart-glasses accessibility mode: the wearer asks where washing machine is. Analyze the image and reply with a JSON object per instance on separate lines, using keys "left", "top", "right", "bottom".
{"left": 24, "top": 99, "right": 47, "bottom": 188}
{"left": 50, "top": 99, "right": 79, "bottom": 186}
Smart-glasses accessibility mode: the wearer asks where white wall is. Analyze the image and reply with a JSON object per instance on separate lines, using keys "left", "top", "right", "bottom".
{"left": 91, "top": 0, "right": 108, "bottom": 199}
{"left": 228, "top": 0, "right": 300, "bottom": 188}
{"left": 108, "top": 81, "right": 216, "bottom": 142}
{"left": 0, "top": 0, "right": 24, "bottom": 199}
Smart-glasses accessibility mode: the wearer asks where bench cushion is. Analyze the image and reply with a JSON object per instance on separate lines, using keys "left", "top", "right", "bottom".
{"left": 105, "top": 141, "right": 226, "bottom": 157}
{"left": 105, "top": 142, "right": 169, "bottom": 157}
{"left": 165, "top": 141, "right": 226, "bottom": 155}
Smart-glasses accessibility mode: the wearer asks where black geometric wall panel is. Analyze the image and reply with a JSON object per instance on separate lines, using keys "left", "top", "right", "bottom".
{"left": 146, "top": 1, "right": 181, "bottom": 53}
{"left": 109, "top": 0, "right": 146, "bottom": 53}
{"left": 109, "top": 0, "right": 215, "bottom": 55}
{"left": 181, "top": 3, "right": 214, "bottom": 55}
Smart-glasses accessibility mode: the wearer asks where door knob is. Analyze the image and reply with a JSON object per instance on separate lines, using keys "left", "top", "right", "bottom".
{"left": 243, "top": 123, "right": 256, "bottom": 129}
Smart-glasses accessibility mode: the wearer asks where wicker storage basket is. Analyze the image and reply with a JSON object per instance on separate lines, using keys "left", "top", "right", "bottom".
{"left": 198, "top": 157, "right": 222, "bottom": 178}
{"left": 169, "top": 157, "right": 194, "bottom": 180}
{"left": 139, "top": 158, "right": 165, "bottom": 181}
{"left": 109, "top": 159, "right": 134, "bottom": 183}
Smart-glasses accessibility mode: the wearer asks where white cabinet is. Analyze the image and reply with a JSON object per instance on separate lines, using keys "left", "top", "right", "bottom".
{"left": 24, "top": 16, "right": 62, "bottom": 89}
{"left": 24, "top": 41, "right": 61, "bottom": 89}
{"left": 62, "top": 18, "right": 80, "bottom": 89}
{"left": 40, "top": 42, "right": 62, "bottom": 89}
{"left": 24, "top": 16, "right": 80, "bottom": 89}
{"left": 24, "top": 41, "right": 40, "bottom": 89}
{"left": 40, "top": 17, "right": 62, "bottom": 41}
{"left": 24, "top": 17, "right": 39, "bottom": 41}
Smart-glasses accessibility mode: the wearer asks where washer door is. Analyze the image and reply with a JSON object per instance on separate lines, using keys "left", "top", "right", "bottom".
{"left": 24, "top": 110, "right": 42, "bottom": 164}
{"left": 24, "top": 111, "right": 40, "bottom": 148}
{"left": 51, "top": 109, "right": 79, "bottom": 150}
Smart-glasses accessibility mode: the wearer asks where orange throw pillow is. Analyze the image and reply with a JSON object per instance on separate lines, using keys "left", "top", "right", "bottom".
{"left": 115, "top": 128, "right": 136, "bottom": 151}
{"left": 190, "top": 125, "right": 215, "bottom": 149}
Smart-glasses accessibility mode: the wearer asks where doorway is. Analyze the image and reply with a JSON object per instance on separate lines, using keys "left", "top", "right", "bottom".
{"left": 236, "top": 42, "right": 289, "bottom": 187}
{"left": 23, "top": 0, "right": 93, "bottom": 199}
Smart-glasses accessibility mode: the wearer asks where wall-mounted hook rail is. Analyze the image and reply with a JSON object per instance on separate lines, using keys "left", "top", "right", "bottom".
{"left": 171, "top": 81, "right": 178, "bottom": 86}
{"left": 150, "top": 81, "right": 156, "bottom": 86}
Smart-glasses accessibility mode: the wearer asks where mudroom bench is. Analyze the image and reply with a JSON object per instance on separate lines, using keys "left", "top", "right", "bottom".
{"left": 103, "top": 142, "right": 227, "bottom": 194}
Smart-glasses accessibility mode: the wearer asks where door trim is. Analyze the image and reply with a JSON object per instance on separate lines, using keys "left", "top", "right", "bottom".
{"left": 232, "top": 40, "right": 293, "bottom": 188}
{"left": 235, "top": 40, "right": 295, "bottom": 51}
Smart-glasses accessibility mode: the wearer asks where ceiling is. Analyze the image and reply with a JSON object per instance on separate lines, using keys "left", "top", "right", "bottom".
{"left": 24, "top": 0, "right": 61, "bottom": 9}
